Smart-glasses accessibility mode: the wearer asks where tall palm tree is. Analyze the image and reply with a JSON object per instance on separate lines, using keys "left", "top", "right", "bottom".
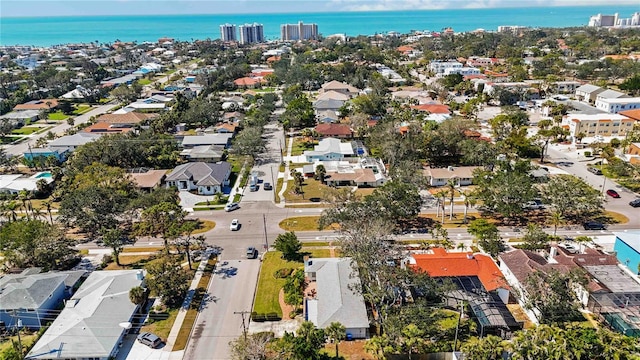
{"left": 435, "top": 191, "right": 447, "bottom": 224}
{"left": 447, "top": 179, "right": 457, "bottom": 220}
{"left": 548, "top": 211, "right": 564, "bottom": 236}
{"left": 325, "top": 322, "right": 346, "bottom": 358}
{"left": 42, "top": 200, "right": 54, "bottom": 224}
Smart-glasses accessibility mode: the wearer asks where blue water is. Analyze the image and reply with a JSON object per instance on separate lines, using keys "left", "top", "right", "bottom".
{"left": 1, "top": 6, "right": 638, "bottom": 46}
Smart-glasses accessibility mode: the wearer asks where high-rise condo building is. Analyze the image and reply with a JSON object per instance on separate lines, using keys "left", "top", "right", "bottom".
{"left": 220, "top": 23, "right": 237, "bottom": 42}
{"left": 280, "top": 21, "right": 318, "bottom": 41}
{"left": 239, "top": 23, "right": 265, "bottom": 44}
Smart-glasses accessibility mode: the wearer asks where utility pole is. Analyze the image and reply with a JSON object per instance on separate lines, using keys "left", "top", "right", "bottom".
{"left": 234, "top": 310, "right": 252, "bottom": 341}
{"left": 263, "top": 214, "right": 269, "bottom": 250}
{"left": 11, "top": 309, "right": 23, "bottom": 360}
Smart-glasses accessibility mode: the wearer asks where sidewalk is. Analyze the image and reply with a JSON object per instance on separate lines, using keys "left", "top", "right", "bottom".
{"left": 163, "top": 253, "right": 211, "bottom": 358}
{"left": 276, "top": 135, "right": 294, "bottom": 207}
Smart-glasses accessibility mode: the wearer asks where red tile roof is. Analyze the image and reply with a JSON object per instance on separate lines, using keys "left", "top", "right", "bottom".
{"left": 619, "top": 109, "right": 640, "bottom": 121}
{"left": 411, "top": 248, "right": 509, "bottom": 291}
{"left": 411, "top": 104, "right": 451, "bottom": 114}
{"left": 14, "top": 99, "right": 59, "bottom": 111}
{"left": 315, "top": 123, "right": 353, "bottom": 137}
{"left": 96, "top": 112, "right": 157, "bottom": 124}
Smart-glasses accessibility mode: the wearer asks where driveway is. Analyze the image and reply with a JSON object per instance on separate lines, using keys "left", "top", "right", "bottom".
{"left": 178, "top": 191, "right": 217, "bottom": 210}
{"left": 240, "top": 123, "right": 284, "bottom": 204}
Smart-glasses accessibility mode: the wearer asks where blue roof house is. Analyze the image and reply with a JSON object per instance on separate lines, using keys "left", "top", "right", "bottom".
{"left": 613, "top": 231, "right": 640, "bottom": 274}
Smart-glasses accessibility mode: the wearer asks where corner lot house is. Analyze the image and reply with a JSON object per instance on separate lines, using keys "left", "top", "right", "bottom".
{"left": 423, "top": 166, "right": 478, "bottom": 187}
{"left": 26, "top": 270, "right": 145, "bottom": 360}
{"left": 0, "top": 269, "right": 85, "bottom": 329}
{"left": 165, "top": 161, "right": 231, "bottom": 194}
{"left": 304, "top": 138, "right": 355, "bottom": 162}
{"left": 304, "top": 258, "right": 369, "bottom": 338}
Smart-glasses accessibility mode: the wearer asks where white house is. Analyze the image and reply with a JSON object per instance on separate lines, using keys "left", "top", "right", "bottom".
{"left": 575, "top": 84, "right": 604, "bottom": 103}
{"left": 443, "top": 67, "right": 480, "bottom": 77}
{"left": 304, "top": 258, "right": 369, "bottom": 339}
{"left": 429, "top": 61, "right": 463, "bottom": 75}
{"left": 26, "top": 270, "right": 145, "bottom": 360}
{"left": 423, "top": 166, "right": 479, "bottom": 187}
{"left": 304, "top": 138, "right": 354, "bottom": 162}
{"left": 165, "top": 161, "right": 231, "bottom": 195}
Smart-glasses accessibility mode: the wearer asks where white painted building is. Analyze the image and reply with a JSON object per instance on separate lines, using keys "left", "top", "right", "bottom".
{"left": 429, "top": 60, "right": 463, "bottom": 75}
{"left": 595, "top": 97, "right": 640, "bottom": 114}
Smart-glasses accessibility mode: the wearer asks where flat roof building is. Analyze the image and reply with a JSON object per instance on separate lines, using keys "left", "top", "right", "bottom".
{"left": 239, "top": 23, "right": 264, "bottom": 44}
{"left": 220, "top": 23, "right": 237, "bottom": 42}
{"left": 281, "top": 21, "right": 318, "bottom": 41}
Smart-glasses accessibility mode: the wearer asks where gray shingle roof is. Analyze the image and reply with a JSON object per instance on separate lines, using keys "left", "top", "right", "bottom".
{"left": 0, "top": 272, "right": 70, "bottom": 310}
{"left": 165, "top": 161, "right": 230, "bottom": 184}
{"left": 305, "top": 258, "right": 369, "bottom": 329}
{"left": 27, "top": 270, "right": 145, "bottom": 360}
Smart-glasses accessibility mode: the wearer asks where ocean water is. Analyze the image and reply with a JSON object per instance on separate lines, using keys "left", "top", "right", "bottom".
{"left": 1, "top": 5, "right": 638, "bottom": 46}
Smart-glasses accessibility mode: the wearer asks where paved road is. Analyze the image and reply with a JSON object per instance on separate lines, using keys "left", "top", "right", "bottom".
{"left": 545, "top": 145, "right": 640, "bottom": 228}
{"left": 183, "top": 259, "right": 260, "bottom": 360}
{"left": 3, "top": 102, "right": 115, "bottom": 157}
{"left": 183, "top": 122, "right": 286, "bottom": 359}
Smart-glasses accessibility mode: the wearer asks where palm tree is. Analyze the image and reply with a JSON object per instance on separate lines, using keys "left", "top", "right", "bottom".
{"left": 461, "top": 191, "right": 477, "bottom": 224}
{"left": 315, "top": 164, "right": 326, "bottom": 184}
{"left": 325, "top": 322, "right": 346, "bottom": 358}
{"left": 548, "top": 211, "right": 564, "bottom": 236}
{"left": 129, "top": 286, "right": 147, "bottom": 306}
{"left": 42, "top": 200, "right": 54, "bottom": 224}
{"left": 18, "top": 190, "right": 32, "bottom": 220}
{"left": 573, "top": 236, "right": 593, "bottom": 253}
{"left": 447, "top": 179, "right": 457, "bottom": 220}
{"left": 457, "top": 242, "right": 466, "bottom": 252}
{"left": 4, "top": 201, "right": 19, "bottom": 222}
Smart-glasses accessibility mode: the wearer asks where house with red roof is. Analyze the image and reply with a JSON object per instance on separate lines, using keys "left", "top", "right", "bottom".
{"left": 409, "top": 248, "right": 510, "bottom": 303}
{"left": 314, "top": 123, "right": 353, "bottom": 139}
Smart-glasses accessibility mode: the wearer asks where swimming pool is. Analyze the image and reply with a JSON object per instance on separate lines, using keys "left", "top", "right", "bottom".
{"left": 33, "top": 171, "right": 52, "bottom": 179}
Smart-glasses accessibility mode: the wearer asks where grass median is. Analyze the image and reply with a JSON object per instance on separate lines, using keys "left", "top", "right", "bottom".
{"left": 253, "top": 251, "right": 303, "bottom": 317}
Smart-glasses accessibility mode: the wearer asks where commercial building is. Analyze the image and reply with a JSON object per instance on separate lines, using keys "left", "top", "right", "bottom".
{"left": 239, "top": 23, "right": 264, "bottom": 44}
{"left": 564, "top": 113, "right": 636, "bottom": 139}
{"left": 219, "top": 23, "right": 237, "bottom": 42}
{"left": 280, "top": 21, "right": 318, "bottom": 41}
{"left": 596, "top": 97, "right": 640, "bottom": 114}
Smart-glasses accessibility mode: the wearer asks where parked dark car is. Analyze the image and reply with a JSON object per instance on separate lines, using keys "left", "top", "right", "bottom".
{"left": 606, "top": 189, "right": 620, "bottom": 198}
{"left": 263, "top": 182, "right": 272, "bottom": 190}
{"left": 588, "top": 167, "right": 603, "bottom": 175}
{"left": 630, "top": 199, "right": 640, "bottom": 208}
{"left": 583, "top": 221, "right": 606, "bottom": 230}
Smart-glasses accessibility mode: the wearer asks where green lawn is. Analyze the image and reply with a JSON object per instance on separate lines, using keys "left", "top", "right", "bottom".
{"left": 72, "top": 105, "right": 93, "bottom": 115}
{"left": 0, "top": 332, "right": 38, "bottom": 355}
{"left": 253, "top": 252, "right": 304, "bottom": 317}
{"left": 141, "top": 308, "right": 179, "bottom": 340}
{"left": 280, "top": 216, "right": 337, "bottom": 231}
{"left": 11, "top": 126, "right": 41, "bottom": 135}
{"left": 291, "top": 137, "right": 317, "bottom": 156}
{"left": 283, "top": 178, "right": 328, "bottom": 203}
{"left": 0, "top": 136, "right": 22, "bottom": 144}
{"left": 47, "top": 111, "right": 68, "bottom": 120}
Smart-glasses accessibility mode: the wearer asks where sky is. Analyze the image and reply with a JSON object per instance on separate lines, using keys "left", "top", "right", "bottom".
{"left": 1, "top": 0, "right": 638, "bottom": 17}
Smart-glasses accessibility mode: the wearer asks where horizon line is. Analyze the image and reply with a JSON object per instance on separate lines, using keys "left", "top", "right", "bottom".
{"left": 2, "top": 4, "right": 639, "bottom": 19}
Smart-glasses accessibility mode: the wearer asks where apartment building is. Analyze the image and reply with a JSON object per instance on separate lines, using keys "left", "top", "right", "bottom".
{"left": 595, "top": 97, "right": 640, "bottom": 114}
{"left": 280, "top": 21, "right": 318, "bottom": 41}
{"left": 564, "top": 113, "right": 636, "bottom": 139}
{"left": 239, "top": 23, "right": 264, "bottom": 44}
{"left": 220, "top": 23, "right": 237, "bottom": 42}
{"left": 429, "top": 60, "right": 463, "bottom": 75}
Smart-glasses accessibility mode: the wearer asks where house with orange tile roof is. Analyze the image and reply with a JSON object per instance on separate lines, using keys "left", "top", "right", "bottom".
{"left": 83, "top": 122, "right": 136, "bottom": 134}
{"left": 233, "top": 76, "right": 266, "bottom": 89}
{"left": 95, "top": 112, "right": 157, "bottom": 125}
{"left": 408, "top": 248, "right": 522, "bottom": 337}
{"left": 410, "top": 248, "right": 510, "bottom": 302}
{"left": 620, "top": 109, "right": 640, "bottom": 121}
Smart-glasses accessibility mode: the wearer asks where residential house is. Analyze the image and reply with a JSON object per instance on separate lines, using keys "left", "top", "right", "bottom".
{"left": 0, "top": 110, "right": 40, "bottom": 127}
{"left": 47, "top": 132, "right": 101, "bottom": 152}
{"left": 313, "top": 91, "right": 349, "bottom": 115}
{"left": 23, "top": 147, "right": 69, "bottom": 163}
{"left": 233, "top": 76, "right": 265, "bottom": 88}
{"left": 26, "top": 270, "right": 146, "bottom": 360}
{"left": 596, "top": 89, "right": 628, "bottom": 103}
{"left": 409, "top": 249, "right": 520, "bottom": 337}
{"left": 499, "top": 245, "right": 620, "bottom": 323}
{"left": 323, "top": 158, "right": 387, "bottom": 188}
{"left": 551, "top": 81, "right": 582, "bottom": 94}
{"left": 14, "top": 99, "right": 59, "bottom": 111}
{"left": 613, "top": 231, "right": 640, "bottom": 274}
{"left": 165, "top": 161, "right": 231, "bottom": 195}
{"left": 314, "top": 123, "right": 353, "bottom": 139}
{"left": 0, "top": 269, "right": 85, "bottom": 329}
{"left": 304, "top": 258, "right": 369, "bottom": 339}
{"left": 127, "top": 169, "right": 168, "bottom": 191}
{"left": 222, "top": 111, "right": 245, "bottom": 123}
{"left": 180, "top": 145, "right": 225, "bottom": 162}
{"left": 94, "top": 112, "right": 157, "bottom": 126}
{"left": 625, "top": 142, "right": 640, "bottom": 165}
{"left": 563, "top": 113, "right": 636, "bottom": 139}
{"left": 429, "top": 61, "right": 463, "bottom": 75}
{"left": 304, "top": 138, "right": 354, "bottom": 162}
{"left": 423, "top": 166, "right": 478, "bottom": 187}
{"left": 575, "top": 84, "right": 605, "bottom": 103}
{"left": 316, "top": 110, "right": 339, "bottom": 124}
{"left": 411, "top": 103, "right": 452, "bottom": 123}
{"left": 318, "top": 80, "right": 360, "bottom": 98}
{"left": 0, "top": 172, "right": 55, "bottom": 194}
{"left": 181, "top": 133, "right": 233, "bottom": 148}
